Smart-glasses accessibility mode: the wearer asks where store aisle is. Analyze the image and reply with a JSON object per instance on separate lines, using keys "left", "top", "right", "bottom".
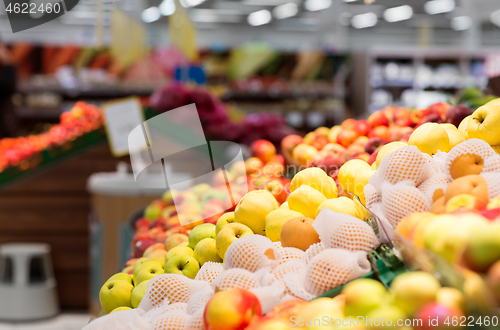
{"left": 0, "top": 314, "right": 91, "bottom": 330}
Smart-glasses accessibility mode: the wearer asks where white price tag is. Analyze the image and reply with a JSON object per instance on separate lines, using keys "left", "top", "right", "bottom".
{"left": 102, "top": 97, "right": 145, "bottom": 157}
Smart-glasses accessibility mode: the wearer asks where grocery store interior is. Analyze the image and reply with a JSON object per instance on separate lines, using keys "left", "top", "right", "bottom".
{"left": 0, "top": 0, "right": 500, "bottom": 329}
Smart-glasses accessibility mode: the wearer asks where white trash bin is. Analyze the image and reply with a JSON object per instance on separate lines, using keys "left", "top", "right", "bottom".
{"left": 0, "top": 243, "right": 59, "bottom": 321}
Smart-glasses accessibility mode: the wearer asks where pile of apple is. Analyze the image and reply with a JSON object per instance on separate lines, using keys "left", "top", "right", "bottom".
{"left": 227, "top": 271, "right": 471, "bottom": 330}
{"left": 280, "top": 102, "right": 474, "bottom": 178}
{"left": 0, "top": 101, "right": 103, "bottom": 172}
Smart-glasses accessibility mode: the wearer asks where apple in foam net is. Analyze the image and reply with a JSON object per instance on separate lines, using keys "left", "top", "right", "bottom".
{"left": 216, "top": 223, "right": 254, "bottom": 260}
{"left": 204, "top": 288, "right": 262, "bottom": 330}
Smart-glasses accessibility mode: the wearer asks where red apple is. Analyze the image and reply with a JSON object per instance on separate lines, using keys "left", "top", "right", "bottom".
{"left": 480, "top": 208, "right": 500, "bottom": 221}
{"left": 367, "top": 111, "right": 389, "bottom": 127}
{"left": 368, "top": 126, "right": 389, "bottom": 140}
{"left": 410, "top": 108, "right": 430, "bottom": 125}
{"left": 445, "top": 104, "right": 473, "bottom": 128}
{"left": 367, "top": 151, "right": 378, "bottom": 165}
{"left": 125, "top": 258, "right": 139, "bottom": 268}
{"left": 322, "top": 143, "right": 346, "bottom": 159}
{"left": 263, "top": 179, "right": 288, "bottom": 204}
{"left": 445, "top": 194, "right": 487, "bottom": 213}
{"left": 204, "top": 288, "right": 262, "bottom": 330}
{"left": 164, "top": 233, "right": 189, "bottom": 251}
{"left": 413, "top": 303, "right": 463, "bottom": 330}
{"left": 394, "top": 117, "right": 414, "bottom": 128}
{"left": 364, "top": 137, "right": 387, "bottom": 154}
{"left": 135, "top": 218, "right": 151, "bottom": 232}
{"left": 337, "top": 130, "right": 358, "bottom": 148}
{"left": 341, "top": 118, "right": 357, "bottom": 131}
{"left": 428, "top": 102, "right": 451, "bottom": 119}
{"left": 352, "top": 135, "right": 369, "bottom": 147}
{"left": 132, "top": 232, "right": 152, "bottom": 247}
{"left": 344, "top": 143, "right": 365, "bottom": 161}
{"left": 281, "top": 135, "right": 303, "bottom": 164}
{"left": 418, "top": 113, "right": 443, "bottom": 126}
{"left": 388, "top": 126, "right": 413, "bottom": 142}
{"left": 132, "top": 239, "right": 157, "bottom": 258}
{"left": 245, "top": 157, "right": 264, "bottom": 176}
{"left": 312, "top": 155, "right": 344, "bottom": 178}
{"left": 311, "top": 135, "right": 329, "bottom": 150}
{"left": 271, "top": 154, "right": 284, "bottom": 165}
{"left": 393, "top": 107, "right": 410, "bottom": 121}
{"left": 263, "top": 161, "right": 284, "bottom": 177}
{"left": 349, "top": 152, "right": 370, "bottom": 162}
{"left": 303, "top": 132, "right": 316, "bottom": 145}
{"left": 251, "top": 139, "right": 276, "bottom": 163}
{"left": 353, "top": 120, "right": 372, "bottom": 136}
{"left": 400, "top": 132, "right": 413, "bottom": 143}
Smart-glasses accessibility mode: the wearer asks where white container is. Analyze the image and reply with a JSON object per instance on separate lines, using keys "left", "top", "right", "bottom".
{"left": 0, "top": 243, "right": 59, "bottom": 321}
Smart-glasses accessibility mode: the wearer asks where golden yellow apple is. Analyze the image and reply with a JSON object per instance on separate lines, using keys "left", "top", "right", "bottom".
{"left": 440, "top": 123, "right": 466, "bottom": 149}
{"left": 408, "top": 123, "right": 450, "bottom": 155}
{"left": 288, "top": 185, "right": 327, "bottom": 219}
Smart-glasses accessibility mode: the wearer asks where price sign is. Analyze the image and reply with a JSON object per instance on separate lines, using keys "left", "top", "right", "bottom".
{"left": 102, "top": 97, "right": 145, "bottom": 157}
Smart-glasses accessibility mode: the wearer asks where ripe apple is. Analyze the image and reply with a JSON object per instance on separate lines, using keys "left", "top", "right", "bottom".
{"left": 106, "top": 273, "right": 133, "bottom": 285}
{"left": 245, "top": 157, "right": 264, "bottom": 176}
{"left": 390, "top": 271, "right": 441, "bottom": 316}
{"left": 311, "top": 135, "right": 329, "bottom": 150}
{"left": 328, "top": 126, "right": 343, "bottom": 143}
{"left": 122, "top": 266, "right": 133, "bottom": 275}
{"left": 194, "top": 238, "right": 223, "bottom": 266}
{"left": 295, "top": 297, "right": 343, "bottom": 322}
{"left": 367, "top": 111, "right": 389, "bottom": 127}
{"left": 245, "top": 317, "right": 293, "bottom": 330}
{"left": 288, "top": 184, "right": 327, "bottom": 219}
{"left": 188, "top": 223, "right": 216, "bottom": 249}
{"left": 445, "top": 194, "right": 487, "bottom": 213}
{"left": 264, "top": 209, "right": 303, "bottom": 242}
{"left": 143, "top": 243, "right": 165, "bottom": 258}
{"left": 144, "top": 204, "right": 163, "bottom": 221}
{"left": 292, "top": 143, "right": 318, "bottom": 167}
{"left": 364, "top": 137, "right": 387, "bottom": 154}
{"left": 263, "top": 179, "right": 288, "bottom": 204}
{"left": 349, "top": 152, "right": 370, "bottom": 162}
{"left": 413, "top": 303, "right": 464, "bottom": 330}
{"left": 234, "top": 190, "right": 279, "bottom": 235}
{"left": 445, "top": 104, "right": 473, "bottom": 128}
{"left": 131, "top": 280, "right": 149, "bottom": 308}
{"left": 216, "top": 223, "right": 253, "bottom": 260}
{"left": 365, "top": 305, "right": 407, "bottom": 330}
{"left": 375, "top": 141, "right": 407, "bottom": 167}
{"left": 342, "top": 278, "right": 388, "bottom": 317}
{"left": 316, "top": 197, "right": 360, "bottom": 219}
{"left": 165, "top": 245, "right": 194, "bottom": 263}
{"left": 133, "top": 261, "right": 164, "bottom": 285}
{"left": 353, "top": 120, "right": 372, "bottom": 136}
{"left": 164, "top": 254, "right": 200, "bottom": 279}
{"left": 436, "top": 287, "right": 466, "bottom": 313}
{"left": 481, "top": 207, "right": 500, "bottom": 221}
{"left": 344, "top": 143, "right": 365, "bottom": 161}
{"left": 204, "top": 288, "right": 262, "bottom": 330}
{"left": 281, "top": 135, "right": 303, "bottom": 163}
{"left": 418, "top": 113, "right": 444, "bottom": 126}
{"left": 215, "top": 212, "right": 235, "bottom": 236}
{"left": 262, "top": 161, "right": 285, "bottom": 177}
{"left": 132, "top": 239, "right": 157, "bottom": 258}
{"left": 342, "top": 118, "right": 357, "bottom": 130}
{"left": 99, "top": 280, "right": 134, "bottom": 314}
{"left": 134, "top": 218, "right": 151, "bottom": 232}
{"left": 304, "top": 132, "right": 316, "bottom": 145}
{"left": 147, "top": 250, "right": 168, "bottom": 261}
{"left": 164, "top": 233, "right": 189, "bottom": 251}
{"left": 367, "top": 151, "right": 378, "bottom": 165}
{"left": 251, "top": 139, "right": 276, "bottom": 163}
{"left": 466, "top": 99, "right": 500, "bottom": 145}
{"left": 109, "top": 306, "right": 132, "bottom": 313}
{"left": 409, "top": 122, "right": 450, "bottom": 155}
{"left": 131, "top": 257, "right": 149, "bottom": 275}
{"left": 463, "top": 222, "right": 500, "bottom": 272}
{"left": 337, "top": 129, "right": 358, "bottom": 148}
{"left": 368, "top": 125, "right": 389, "bottom": 140}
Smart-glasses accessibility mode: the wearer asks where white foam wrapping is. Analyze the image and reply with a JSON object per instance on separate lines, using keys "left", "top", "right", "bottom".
{"left": 481, "top": 172, "right": 500, "bottom": 201}
{"left": 223, "top": 235, "right": 279, "bottom": 272}
{"left": 82, "top": 309, "right": 148, "bottom": 330}
{"left": 250, "top": 282, "right": 287, "bottom": 314}
{"left": 186, "top": 288, "right": 214, "bottom": 315}
{"left": 302, "top": 242, "right": 325, "bottom": 264}
{"left": 444, "top": 139, "right": 495, "bottom": 180}
{"left": 149, "top": 309, "right": 190, "bottom": 330}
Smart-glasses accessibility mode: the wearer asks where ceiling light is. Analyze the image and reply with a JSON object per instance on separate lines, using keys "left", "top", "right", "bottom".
{"left": 243, "top": 0, "right": 293, "bottom": 5}
{"left": 343, "top": 0, "right": 357, "bottom": 2}
{"left": 491, "top": 9, "right": 500, "bottom": 28}
{"left": 142, "top": 7, "right": 161, "bottom": 23}
{"left": 424, "top": 0, "right": 455, "bottom": 15}
{"left": 273, "top": 3, "right": 298, "bottom": 19}
{"left": 159, "top": 0, "right": 175, "bottom": 16}
{"left": 351, "top": 12, "right": 377, "bottom": 29}
{"left": 179, "top": 0, "right": 206, "bottom": 8}
{"left": 450, "top": 15, "right": 472, "bottom": 31}
{"left": 248, "top": 9, "right": 272, "bottom": 26}
{"left": 384, "top": 5, "right": 413, "bottom": 23}
{"left": 304, "top": 0, "right": 332, "bottom": 12}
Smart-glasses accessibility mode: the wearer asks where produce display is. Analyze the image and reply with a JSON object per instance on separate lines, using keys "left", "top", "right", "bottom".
{"left": 0, "top": 102, "right": 103, "bottom": 173}
{"left": 86, "top": 98, "right": 500, "bottom": 330}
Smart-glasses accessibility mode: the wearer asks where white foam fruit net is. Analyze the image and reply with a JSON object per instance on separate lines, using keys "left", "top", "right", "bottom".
{"left": 194, "top": 262, "right": 225, "bottom": 284}
{"left": 186, "top": 310, "right": 205, "bottom": 330}
{"left": 212, "top": 267, "right": 270, "bottom": 292}
{"left": 276, "top": 247, "right": 304, "bottom": 265}
{"left": 272, "top": 259, "right": 306, "bottom": 283}
{"left": 223, "top": 235, "right": 279, "bottom": 272}
{"left": 381, "top": 181, "right": 431, "bottom": 228}
{"left": 82, "top": 309, "right": 148, "bottom": 330}
{"left": 370, "top": 145, "right": 432, "bottom": 191}
{"left": 313, "top": 208, "right": 379, "bottom": 252}
{"left": 138, "top": 274, "right": 211, "bottom": 312}
{"left": 186, "top": 288, "right": 214, "bottom": 315}
{"left": 364, "top": 183, "right": 381, "bottom": 208}
{"left": 481, "top": 172, "right": 500, "bottom": 201}
{"left": 273, "top": 241, "right": 282, "bottom": 249}
{"left": 250, "top": 282, "right": 287, "bottom": 314}
{"left": 150, "top": 310, "right": 190, "bottom": 330}
{"left": 304, "top": 249, "right": 371, "bottom": 297}
{"left": 445, "top": 139, "right": 495, "bottom": 180}
{"left": 302, "top": 242, "right": 325, "bottom": 264}
{"left": 483, "top": 154, "right": 500, "bottom": 173}
{"left": 417, "top": 173, "right": 450, "bottom": 204}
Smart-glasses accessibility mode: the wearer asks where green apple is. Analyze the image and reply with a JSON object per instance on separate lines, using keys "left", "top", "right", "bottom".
{"left": 133, "top": 261, "right": 164, "bottom": 286}
{"left": 390, "top": 271, "right": 441, "bottom": 316}
{"left": 188, "top": 223, "right": 216, "bottom": 249}
{"left": 365, "top": 305, "right": 407, "bottom": 329}
{"left": 133, "top": 260, "right": 159, "bottom": 279}
{"left": 216, "top": 223, "right": 253, "bottom": 260}
{"left": 99, "top": 280, "right": 134, "bottom": 314}
{"left": 178, "top": 242, "right": 189, "bottom": 247}
{"left": 193, "top": 238, "right": 223, "bottom": 266}
{"left": 110, "top": 306, "right": 132, "bottom": 313}
{"left": 131, "top": 280, "right": 149, "bottom": 308}
{"left": 131, "top": 257, "right": 149, "bottom": 276}
{"left": 342, "top": 278, "right": 388, "bottom": 317}
{"left": 464, "top": 222, "right": 500, "bottom": 272}
{"left": 122, "top": 266, "right": 133, "bottom": 275}
{"left": 466, "top": 99, "right": 500, "bottom": 145}
{"left": 144, "top": 204, "right": 162, "bottom": 221}
{"left": 215, "top": 212, "right": 235, "bottom": 236}
{"left": 164, "top": 233, "right": 189, "bottom": 251}
{"left": 106, "top": 273, "right": 133, "bottom": 285}
{"left": 162, "top": 189, "right": 178, "bottom": 204}
{"left": 165, "top": 245, "right": 194, "bottom": 263}
{"left": 164, "top": 254, "right": 200, "bottom": 279}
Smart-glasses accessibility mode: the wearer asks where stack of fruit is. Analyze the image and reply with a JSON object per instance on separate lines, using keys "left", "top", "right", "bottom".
{"left": 280, "top": 102, "right": 474, "bottom": 177}
{"left": 0, "top": 102, "right": 103, "bottom": 172}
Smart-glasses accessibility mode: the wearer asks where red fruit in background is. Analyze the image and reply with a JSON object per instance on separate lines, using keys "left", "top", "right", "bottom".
{"left": 349, "top": 152, "right": 370, "bottom": 162}
{"left": 480, "top": 208, "right": 500, "bottom": 221}
{"left": 353, "top": 120, "right": 372, "bottom": 136}
{"left": 272, "top": 154, "right": 285, "bottom": 165}
{"left": 312, "top": 155, "right": 344, "bottom": 177}
{"left": 281, "top": 135, "right": 303, "bottom": 164}
{"left": 413, "top": 303, "right": 463, "bottom": 330}
{"left": 400, "top": 132, "right": 413, "bottom": 143}
{"left": 368, "top": 151, "right": 378, "bottom": 165}
{"left": 367, "top": 111, "right": 390, "bottom": 127}
{"left": 251, "top": 139, "right": 276, "bottom": 163}
{"left": 445, "top": 104, "right": 474, "bottom": 127}
{"left": 134, "top": 218, "right": 151, "bottom": 232}
{"left": 428, "top": 102, "right": 451, "bottom": 119}
{"left": 150, "top": 217, "right": 169, "bottom": 231}
{"left": 341, "top": 118, "right": 357, "bottom": 131}
{"left": 322, "top": 143, "right": 346, "bottom": 159}
{"left": 266, "top": 298, "right": 308, "bottom": 320}
{"left": 368, "top": 126, "right": 389, "bottom": 140}
{"left": 263, "top": 161, "right": 284, "bottom": 177}
{"left": 311, "top": 135, "right": 329, "bottom": 150}
{"left": 410, "top": 108, "right": 430, "bottom": 124}
{"left": 245, "top": 157, "right": 264, "bottom": 176}
{"left": 394, "top": 117, "right": 414, "bottom": 128}
{"left": 393, "top": 107, "right": 411, "bottom": 121}
{"left": 132, "top": 239, "right": 157, "bottom": 258}
{"left": 364, "top": 137, "right": 387, "bottom": 154}
{"left": 132, "top": 232, "right": 152, "bottom": 247}
{"left": 418, "top": 113, "right": 444, "bottom": 126}
{"left": 337, "top": 130, "right": 358, "bottom": 148}
{"left": 263, "top": 179, "right": 288, "bottom": 204}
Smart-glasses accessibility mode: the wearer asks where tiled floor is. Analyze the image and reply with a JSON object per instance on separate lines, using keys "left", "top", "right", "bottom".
{"left": 0, "top": 313, "right": 91, "bottom": 330}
